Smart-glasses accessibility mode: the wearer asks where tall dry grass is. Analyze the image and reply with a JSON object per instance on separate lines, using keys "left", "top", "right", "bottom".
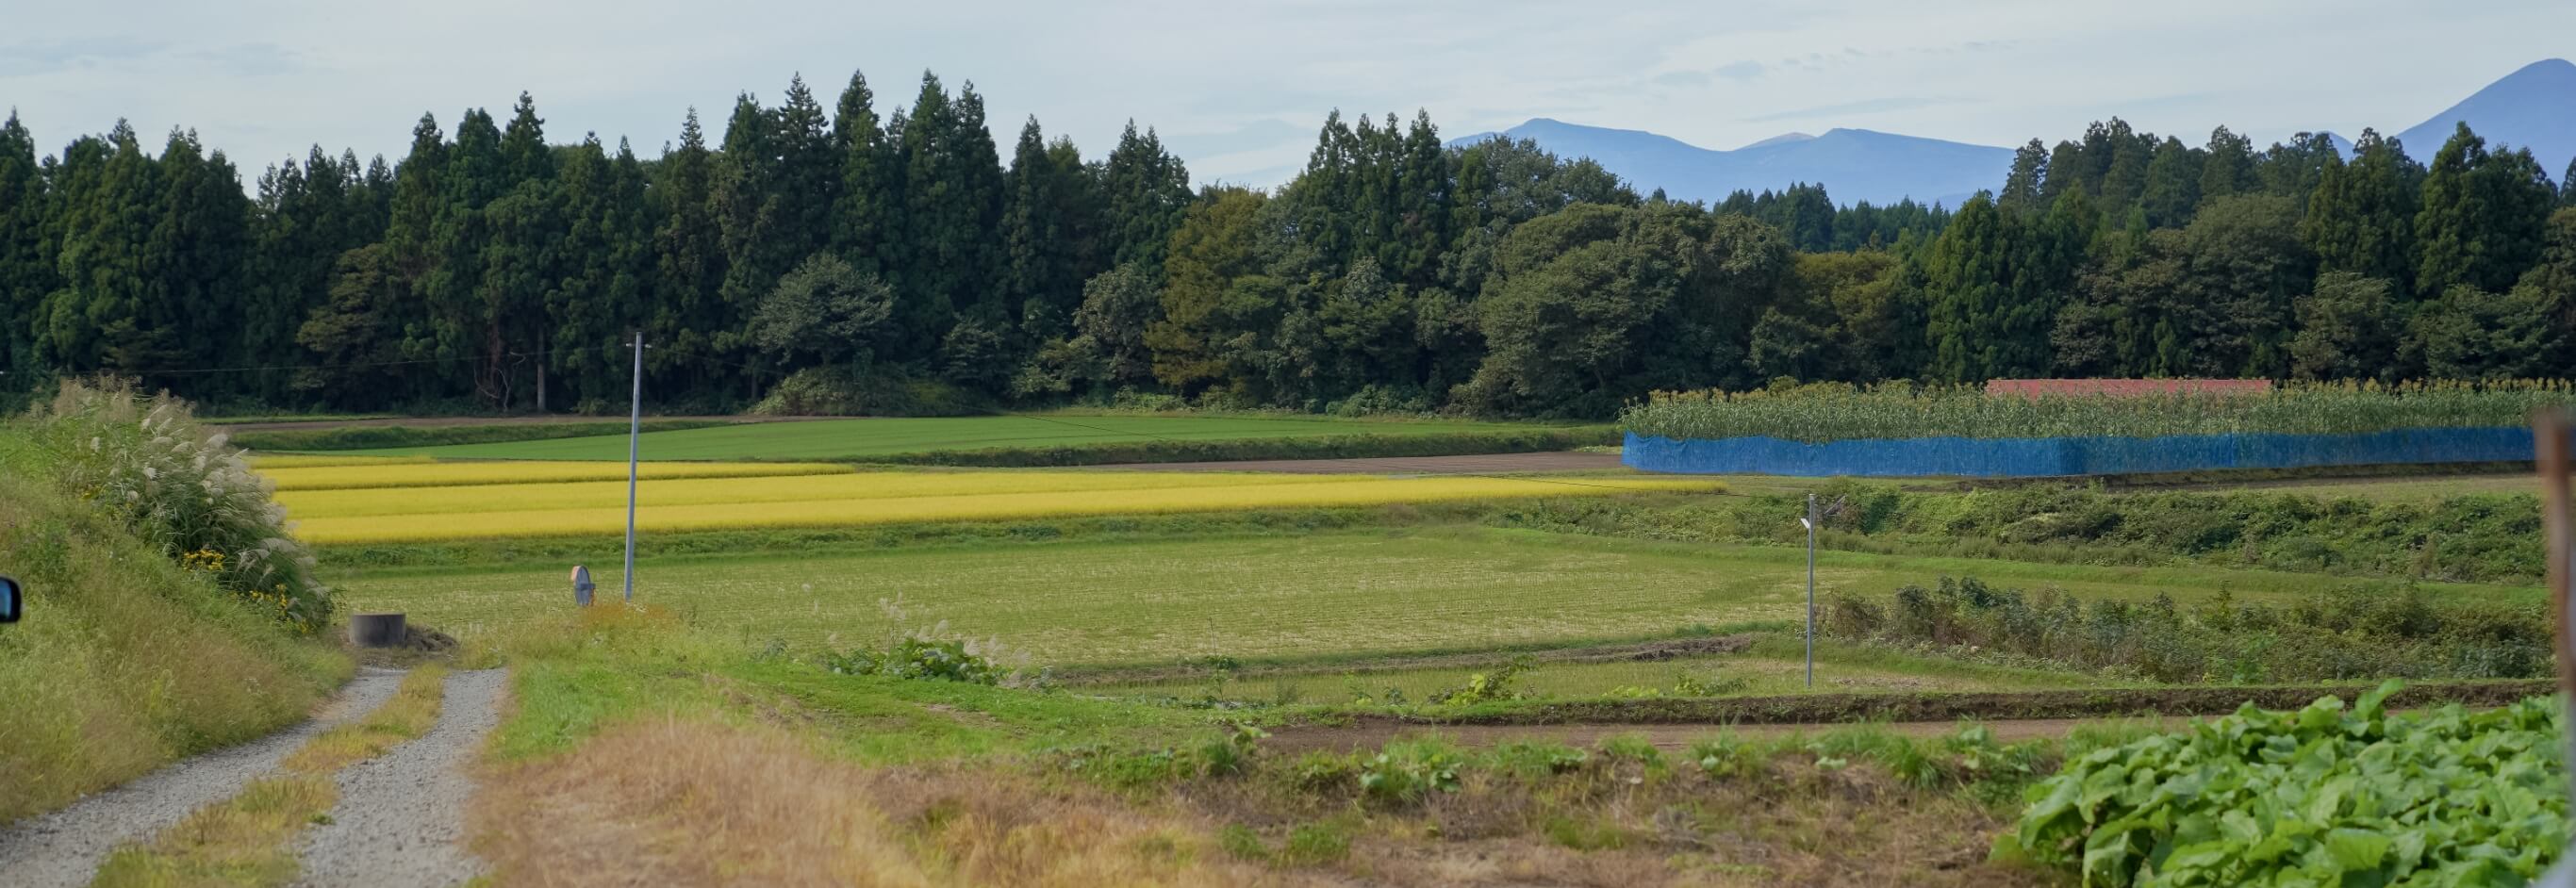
{"left": 471, "top": 718, "right": 1304, "bottom": 888}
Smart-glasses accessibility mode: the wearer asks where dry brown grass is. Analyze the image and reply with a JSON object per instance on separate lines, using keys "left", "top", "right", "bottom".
{"left": 1176, "top": 753, "right": 2040, "bottom": 888}
{"left": 473, "top": 716, "right": 2043, "bottom": 888}
{"left": 471, "top": 717, "right": 1312, "bottom": 888}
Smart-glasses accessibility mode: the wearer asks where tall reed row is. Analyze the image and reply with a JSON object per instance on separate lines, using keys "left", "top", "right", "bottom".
{"left": 1621, "top": 381, "right": 2576, "bottom": 443}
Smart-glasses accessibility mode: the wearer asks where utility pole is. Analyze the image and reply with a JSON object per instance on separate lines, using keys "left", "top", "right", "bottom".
{"left": 623, "top": 332, "right": 646, "bottom": 602}
{"left": 1804, "top": 493, "right": 1818, "bottom": 689}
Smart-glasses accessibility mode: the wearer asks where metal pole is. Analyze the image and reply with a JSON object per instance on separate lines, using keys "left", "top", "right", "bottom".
{"left": 623, "top": 332, "right": 643, "bottom": 602}
{"left": 1806, "top": 493, "right": 1817, "bottom": 689}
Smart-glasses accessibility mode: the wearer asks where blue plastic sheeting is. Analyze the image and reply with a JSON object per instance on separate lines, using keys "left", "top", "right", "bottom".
{"left": 1622, "top": 427, "right": 2540, "bottom": 478}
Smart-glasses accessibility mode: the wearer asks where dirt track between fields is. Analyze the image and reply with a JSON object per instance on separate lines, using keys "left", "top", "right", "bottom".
{"left": 0, "top": 668, "right": 407, "bottom": 888}
{"left": 1081, "top": 451, "right": 1629, "bottom": 474}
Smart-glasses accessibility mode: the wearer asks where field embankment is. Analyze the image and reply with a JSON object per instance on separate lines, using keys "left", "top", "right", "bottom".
{"left": 0, "top": 389, "right": 352, "bottom": 826}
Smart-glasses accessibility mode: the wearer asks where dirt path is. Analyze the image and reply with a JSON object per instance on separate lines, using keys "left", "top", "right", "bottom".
{"left": 0, "top": 667, "right": 408, "bottom": 888}
{"left": 294, "top": 668, "right": 507, "bottom": 888}
{"left": 1081, "top": 451, "right": 1629, "bottom": 474}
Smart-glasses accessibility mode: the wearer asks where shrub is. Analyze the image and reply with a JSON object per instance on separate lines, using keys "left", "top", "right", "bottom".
{"left": 818, "top": 596, "right": 1023, "bottom": 685}
{"left": 1492, "top": 740, "right": 1590, "bottom": 779}
{"left": 820, "top": 636, "right": 1006, "bottom": 684}
{"left": 15, "top": 380, "right": 332, "bottom": 631}
{"left": 1358, "top": 740, "right": 1463, "bottom": 803}
{"left": 751, "top": 366, "right": 992, "bottom": 417}
{"left": 1430, "top": 655, "right": 1533, "bottom": 705}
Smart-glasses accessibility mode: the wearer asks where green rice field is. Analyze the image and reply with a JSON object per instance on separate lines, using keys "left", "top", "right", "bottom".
{"left": 322, "top": 414, "right": 1574, "bottom": 461}
{"left": 337, "top": 527, "right": 2541, "bottom": 670}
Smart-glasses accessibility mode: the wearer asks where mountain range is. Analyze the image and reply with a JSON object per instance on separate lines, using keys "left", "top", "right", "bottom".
{"left": 1452, "top": 58, "right": 2576, "bottom": 208}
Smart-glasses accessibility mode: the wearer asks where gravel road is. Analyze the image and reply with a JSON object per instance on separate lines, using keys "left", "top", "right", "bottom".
{"left": 293, "top": 668, "right": 506, "bottom": 888}
{"left": 0, "top": 667, "right": 408, "bottom": 888}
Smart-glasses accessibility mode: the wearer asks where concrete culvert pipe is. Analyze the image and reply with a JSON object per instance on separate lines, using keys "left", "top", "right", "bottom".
{"left": 349, "top": 613, "right": 407, "bottom": 649}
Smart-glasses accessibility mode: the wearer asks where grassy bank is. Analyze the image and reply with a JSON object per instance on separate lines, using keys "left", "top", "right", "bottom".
{"left": 0, "top": 469, "right": 349, "bottom": 824}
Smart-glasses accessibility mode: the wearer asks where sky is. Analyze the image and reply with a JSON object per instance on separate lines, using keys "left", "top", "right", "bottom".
{"left": 5, "top": 0, "right": 2571, "bottom": 189}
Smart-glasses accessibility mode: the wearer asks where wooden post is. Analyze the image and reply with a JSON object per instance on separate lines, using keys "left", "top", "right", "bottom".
{"left": 2533, "top": 411, "right": 2576, "bottom": 810}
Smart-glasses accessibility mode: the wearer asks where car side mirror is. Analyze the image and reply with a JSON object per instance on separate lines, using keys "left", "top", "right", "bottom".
{"left": 1, "top": 576, "right": 20, "bottom": 623}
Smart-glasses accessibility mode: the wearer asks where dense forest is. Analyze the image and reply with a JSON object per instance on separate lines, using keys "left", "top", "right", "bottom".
{"left": 3, "top": 70, "right": 2573, "bottom": 418}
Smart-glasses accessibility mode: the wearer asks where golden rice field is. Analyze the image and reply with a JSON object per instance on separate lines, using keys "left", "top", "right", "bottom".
{"left": 270, "top": 460, "right": 1723, "bottom": 545}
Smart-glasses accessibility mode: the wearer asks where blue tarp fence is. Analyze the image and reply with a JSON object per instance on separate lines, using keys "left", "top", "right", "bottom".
{"left": 1622, "top": 427, "right": 2540, "bottom": 478}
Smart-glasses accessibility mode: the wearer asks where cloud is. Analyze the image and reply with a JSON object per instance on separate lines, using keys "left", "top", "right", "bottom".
{"left": 1741, "top": 96, "right": 1958, "bottom": 123}
{"left": 189, "top": 42, "right": 307, "bottom": 78}
{"left": 0, "top": 36, "right": 164, "bottom": 77}
{"left": 1711, "top": 60, "right": 1765, "bottom": 81}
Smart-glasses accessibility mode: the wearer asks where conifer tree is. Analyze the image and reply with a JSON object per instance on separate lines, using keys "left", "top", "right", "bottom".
{"left": 1099, "top": 121, "right": 1193, "bottom": 274}
{"left": 2302, "top": 129, "right": 2421, "bottom": 289}
{"left": 2138, "top": 137, "right": 2202, "bottom": 229}
{"left": 830, "top": 70, "right": 899, "bottom": 277}
{"left": 2199, "top": 126, "right": 2257, "bottom": 201}
{"left": 772, "top": 74, "right": 835, "bottom": 266}
{"left": 2000, "top": 140, "right": 2047, "bottom": 212}
{"left": 2415, "top": 123, "right": 2557, "bottom": 298}
{"left": 0, "top": 111, "right": 55, "bottom": 378}
{"left": 651, "top": 108, "right": 727, "bottom": 392}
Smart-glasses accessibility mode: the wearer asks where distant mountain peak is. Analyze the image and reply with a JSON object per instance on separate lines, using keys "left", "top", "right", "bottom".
{"left": 1448, "top": 58, "right": 2571, "bottom": 210}
{"left": 1738, "top": 132, "right": 1815, "bottom": 150}
{"left": 1446, "top": 119, "right": 2009, "bottom": 206}
{"left": 2395, "top": 58, "right": 2576, "bottom": 171}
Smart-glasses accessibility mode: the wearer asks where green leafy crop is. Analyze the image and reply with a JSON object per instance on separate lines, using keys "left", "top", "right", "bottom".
{"left": 2010, "top": 682, "right": 2567, "bottom": 886}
